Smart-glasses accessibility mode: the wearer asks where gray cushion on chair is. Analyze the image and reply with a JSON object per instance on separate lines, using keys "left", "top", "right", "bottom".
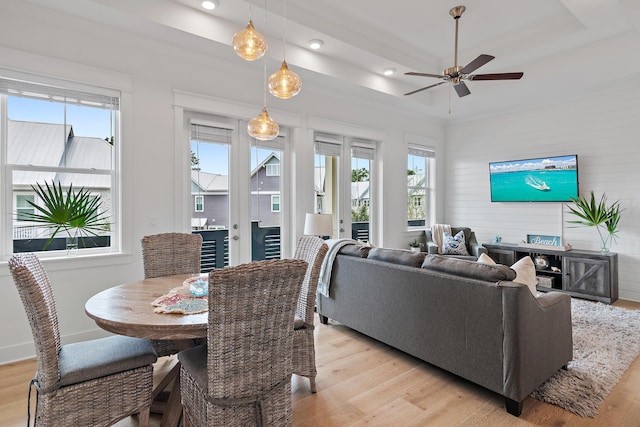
{"left": 178, "top": 344, "right": 208, "bottom": 391}
{"left": 58, "top": 335, "right": 157, "bottom": 387}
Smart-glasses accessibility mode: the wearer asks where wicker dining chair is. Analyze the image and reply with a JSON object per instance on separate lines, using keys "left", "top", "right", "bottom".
{"left": 178, "top": 259, "right": 308, "bottom": 427}
{"left": 292, "top": 235, "right": 328, "bottom": 393}
{"left": 141, "top": 232, "right": 203, "bottom": 356}
{"left": 8, "top": 253, "right": 157, "bottom": 427}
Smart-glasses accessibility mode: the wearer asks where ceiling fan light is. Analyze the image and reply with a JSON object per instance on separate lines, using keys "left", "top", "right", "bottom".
{"left": 268, "top": 61, "right": 302, "bottom": 99}
{"left": 248, "top": 106, "right": 279, "bottom": 141}
{"left": 232, "top": 20, "right": 267, "bottom": 61}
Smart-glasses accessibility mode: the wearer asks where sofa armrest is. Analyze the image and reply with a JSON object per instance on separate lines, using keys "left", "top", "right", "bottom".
{"left": 469, "top": 243, "right": 487, "bottom": 257}
{"left": 426, "top": 241, "right": 439, "bottom": 254}
{"left": 466, "top": 232, "right": 487, "bottom": 257}
{"left": 501, "top": 288, "right": 573, "bottom": 402}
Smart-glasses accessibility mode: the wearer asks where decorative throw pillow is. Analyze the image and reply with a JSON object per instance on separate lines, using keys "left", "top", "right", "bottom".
{"left": 477, "top": 253, "right": 496, "bottom": 265}
{"left": 511, "top": 256, "right": 537, "bottom": 296}
{"left": 477, "top": 253, "right": 537, "bottom": 296}
{"left": 441, "top": 230, "right": 469, "bottom": 256}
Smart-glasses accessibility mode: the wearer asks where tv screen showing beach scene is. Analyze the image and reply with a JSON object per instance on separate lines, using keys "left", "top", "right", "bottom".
{"left": 489, "top": 155, "right": 578, "bottom": 202}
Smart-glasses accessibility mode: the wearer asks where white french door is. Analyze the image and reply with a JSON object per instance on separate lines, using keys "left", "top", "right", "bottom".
{"left": 189, "top": 116, "right": 288, "bottom": 268}
{"left": 314, "top": 133, "right": 376, "bottom": 242}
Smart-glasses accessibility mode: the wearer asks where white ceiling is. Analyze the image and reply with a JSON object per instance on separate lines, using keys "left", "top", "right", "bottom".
{"left": 28, "top": 0, "right": 640, "bottom": 121}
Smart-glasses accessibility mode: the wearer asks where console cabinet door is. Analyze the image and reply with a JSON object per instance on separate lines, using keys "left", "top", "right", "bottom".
{"left": 563, "top": 257, "right": 610, "bottom": 299}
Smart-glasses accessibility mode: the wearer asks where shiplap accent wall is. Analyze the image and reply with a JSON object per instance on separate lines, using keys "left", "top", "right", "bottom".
{"left": 444, "top": 86, "right": 640, "bottom": 301}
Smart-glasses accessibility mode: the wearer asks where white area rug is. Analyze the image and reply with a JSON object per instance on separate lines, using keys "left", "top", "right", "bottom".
{"left": 530, "top": 298, "right": 640, "bottom": 417}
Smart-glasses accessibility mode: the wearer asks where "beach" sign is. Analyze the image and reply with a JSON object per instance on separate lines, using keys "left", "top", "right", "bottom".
{"left": 527, "top": 234, "right": 561, "bottom": 246}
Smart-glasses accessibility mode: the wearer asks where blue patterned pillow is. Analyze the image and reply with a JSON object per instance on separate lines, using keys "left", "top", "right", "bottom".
{"left": 441, "top": 230, "right": 469, "bottom": 255}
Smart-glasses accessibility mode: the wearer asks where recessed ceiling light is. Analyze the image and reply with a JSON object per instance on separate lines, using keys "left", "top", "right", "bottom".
{"left": 383, "top": 68, "right": 396, "bottom": 76}
{"left": 202, "top": 0, "right": 218, "bottom": 10}
{"left": 309, "top": 39, "right": 324, "bottom": 50}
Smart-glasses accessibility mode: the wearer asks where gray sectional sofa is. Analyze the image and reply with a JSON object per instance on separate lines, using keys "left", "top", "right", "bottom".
{"left": 316, "top": 246, "right": 573, "bottom": 416}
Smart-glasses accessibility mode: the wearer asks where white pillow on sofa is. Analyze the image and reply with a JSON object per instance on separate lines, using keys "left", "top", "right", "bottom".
{"left": 477, "top": 253, "right": 537, "bottom": 296}
{"left": 477, "top": 253, "right": 496, "bottom": 265}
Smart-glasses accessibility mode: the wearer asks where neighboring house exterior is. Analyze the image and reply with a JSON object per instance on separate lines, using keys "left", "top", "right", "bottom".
{"left": 407, "top": 173, "right": 427, "bottom": 222}
{"left": 10, "top": 120, "right": 113, "bottom": 239}
{"left": 191, "top": 153, "right": 281, "bottom": 229}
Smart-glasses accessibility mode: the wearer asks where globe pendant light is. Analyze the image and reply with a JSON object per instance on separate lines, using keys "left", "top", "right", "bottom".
{"left": 232, "top": 3, "right": 267, "bottom": 61}
{"left": 248, "top": 106, "right": 279, "bottom": 140}
{"left": 248, "top": 0, "right": 279, "bottom": 141}
{"left": 268, "top": 0, "right": 301, "bottom": 99}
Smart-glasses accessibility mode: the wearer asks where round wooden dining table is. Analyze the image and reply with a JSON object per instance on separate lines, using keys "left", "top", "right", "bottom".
{"left": 85, "top": 274, "right": 208, "bottom": 341}
{"left": 85, "top": 274, "right": 208, "bottom": 427}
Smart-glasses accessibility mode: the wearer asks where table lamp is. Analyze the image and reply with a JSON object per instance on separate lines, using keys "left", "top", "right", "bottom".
{"left": 304, "top": 213, "right": 333, "bottom": 238}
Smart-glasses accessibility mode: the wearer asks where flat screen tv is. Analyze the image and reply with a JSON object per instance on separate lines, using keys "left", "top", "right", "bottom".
{"left": 489, "top": 155, "right": 579, "bottom": 202}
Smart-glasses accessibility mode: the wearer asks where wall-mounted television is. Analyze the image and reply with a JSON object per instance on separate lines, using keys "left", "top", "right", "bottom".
{"left": 489, "top": 155, "right": 579, "bottom": 202}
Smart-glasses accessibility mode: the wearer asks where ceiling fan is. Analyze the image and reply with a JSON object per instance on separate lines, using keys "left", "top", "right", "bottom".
{"left": 404, "top": 5, "right": 523, "bottom": 97}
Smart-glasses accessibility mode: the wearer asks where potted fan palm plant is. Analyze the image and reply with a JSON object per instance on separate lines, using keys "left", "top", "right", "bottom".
{"left": 21, "top": 181, "right": 110, "bottom": 251}
{"left": 566, "top": 191, "right": 621, "bottom": 253}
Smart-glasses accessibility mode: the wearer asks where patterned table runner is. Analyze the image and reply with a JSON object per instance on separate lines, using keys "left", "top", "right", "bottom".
{"left": 151, "top": 282, "right": 208, "bottom": 314}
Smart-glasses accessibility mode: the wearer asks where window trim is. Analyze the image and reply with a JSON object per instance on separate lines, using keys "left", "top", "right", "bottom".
{"left": 407, "top": 145, "right": 435, "bottom": 230}
{"left": 0, "top": 72, "right": 121, "bottom": 259}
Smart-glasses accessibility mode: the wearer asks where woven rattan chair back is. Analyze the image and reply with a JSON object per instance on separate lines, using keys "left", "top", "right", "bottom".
{"left": 180, "top": 259, "right": 307, "bottom": 426}
{"left": 8, "top": 253, "right": 61, "bottom": 393}
{"left": 142, "top": 232, "right": 203, "bottom": 357}
{"left": 292, "top": 236, "right": 328, "bottom": 392}
{"left": 9, "top": 253, "right": 156, "bottom": 427}
{"left": 141, "top": 232, "right": 203, "bottom": 278}
{"left": 293, "top": 236, "right": 328, "bottom": 326}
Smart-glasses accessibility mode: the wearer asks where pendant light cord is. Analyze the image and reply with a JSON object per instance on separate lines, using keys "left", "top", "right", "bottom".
{"left": 263, "top": 0, "right": 268, "bottom": 108}
{"left": 282, "top": 0, "right": 287, "bottom": 60}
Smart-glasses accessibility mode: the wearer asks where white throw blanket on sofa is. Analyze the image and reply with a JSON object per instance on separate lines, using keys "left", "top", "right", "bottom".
{"left": 317, "top": 238, "right": 359, "bottom": 297}
{"left": 432, "top": 224, "right": 451, "bottom": 254}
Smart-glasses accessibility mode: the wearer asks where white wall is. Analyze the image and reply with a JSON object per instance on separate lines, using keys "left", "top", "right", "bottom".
{"left": 0, "top": 1, "right": 443, "bottom": 363}
{"left": 444, "top": 85, "right": 640, "bottom": 302}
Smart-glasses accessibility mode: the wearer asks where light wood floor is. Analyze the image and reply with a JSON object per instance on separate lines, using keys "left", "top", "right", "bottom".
{"left": 2, "top": 299, "right": 640, "bottom": 426}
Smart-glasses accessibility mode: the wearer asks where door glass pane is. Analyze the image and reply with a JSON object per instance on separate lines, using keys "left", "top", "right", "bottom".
{"left": 314, "top": 153, "right": 338, "bottom": 238}
{"left": 251, "top": 146, "right": 282, "bottom": 261}
{"left": 351, "top": 156, "right": 371, "bottom": 242}
{"left": 191, "top": 131, "right": 230, "bottom": 270}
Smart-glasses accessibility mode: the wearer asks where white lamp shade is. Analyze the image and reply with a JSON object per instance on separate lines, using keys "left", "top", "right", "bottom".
{"left": 304, "top": 213, "right": 333, "bottom": 237}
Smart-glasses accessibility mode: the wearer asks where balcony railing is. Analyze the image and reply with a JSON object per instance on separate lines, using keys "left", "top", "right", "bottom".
{"left": 13, "top": 221, "right": 370, "bottom": 267}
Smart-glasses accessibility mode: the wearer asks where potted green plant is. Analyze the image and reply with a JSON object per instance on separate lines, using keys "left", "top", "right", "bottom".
{"left": 21, "top": 181, "right": 111, "bottom": 251}
{"left": 566, "top": 191, "right": 621, "bottom": 253}
{"left": 409, "top": 239, "right": 422, "bottom": 252}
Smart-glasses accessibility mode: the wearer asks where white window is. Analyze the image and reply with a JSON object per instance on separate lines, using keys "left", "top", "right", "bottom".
{"left": 407, "top": 146, "right": 435, "bottom": 228}
{"left": 266, "top": 163, "right": 280, "bottom": 176}
{"left": 271, "top": 195, "right": 281, "bottom": 212}
{"left": 195, "top": 195, "right": 204, "bottom": 212}
{"left": 15, "top": 194, "right": 35, "bottom": 221}
{"left": 1, "top": 75, "right": 119, "bottom": 255}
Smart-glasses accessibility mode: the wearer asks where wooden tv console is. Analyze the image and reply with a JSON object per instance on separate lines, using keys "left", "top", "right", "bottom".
{"left": 483, "top": 243, "right": 618, "bottom": 304}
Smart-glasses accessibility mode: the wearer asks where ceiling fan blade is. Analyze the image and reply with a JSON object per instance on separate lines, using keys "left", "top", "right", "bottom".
{"left": 404, "top": 81, "right": 447, "bottom": 96}
{"left": 405, "top": 72, "right": 446, "bottom": 79}
{"left": 460, "top": 54, "right": 494, "bottom": 75}
{"left": 470, "top": 72, "right": 524, "bottom": 81}
{"left": 453, "top": 81, "right": 471, "bottom": 97}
